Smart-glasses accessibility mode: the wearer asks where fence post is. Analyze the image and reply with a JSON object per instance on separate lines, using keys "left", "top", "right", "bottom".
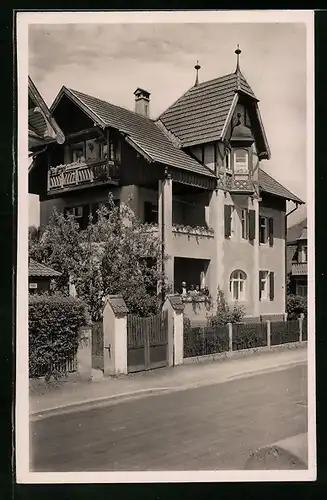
{"left": 163, "top": 295, "right": 185, "bottom": 366}
{"left": 103, "top": 295, "right": 129, "bottom": 376}
{"left": 228, "top": 323, "right": 233, "bottom": 352}
{"left": 266, "top": 320, "right": 271, "bottom": 349}
{"left": 76, "top": 325, "right": 92, "bottom": 380}
{"left": 299, "top": 313, "right": 304, "bottom": 342}
{"left": 283, "top": 312, "right": 288, "bottom": 322}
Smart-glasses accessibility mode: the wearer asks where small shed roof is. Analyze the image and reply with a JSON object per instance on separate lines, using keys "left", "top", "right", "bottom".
{"left": 29, "top": 258, "right": 62, "bottom": 278}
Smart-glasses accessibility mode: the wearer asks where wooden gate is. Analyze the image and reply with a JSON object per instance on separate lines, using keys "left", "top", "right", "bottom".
{"left": 92, "top": 321, "right": 104, "bottom": 371}
{"left": 127, "top": 310, "right": 168, "bottom": 373}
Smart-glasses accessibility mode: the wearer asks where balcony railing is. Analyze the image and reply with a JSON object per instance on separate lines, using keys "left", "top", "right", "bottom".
{"left": 227, "top": 172, "right": 254, "bottom": 193}
{"left": 291, "top": 262, "right": 307, "bottom": 276}
{"left": 172, "top": 224, "right": 214, "bottom": 238}
{"left": 48, "top": 159, "right": 120, "bottom": 192}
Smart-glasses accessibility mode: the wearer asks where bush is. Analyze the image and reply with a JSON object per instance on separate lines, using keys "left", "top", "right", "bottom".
{"left": 207, "top": 288, "right": 245, "bottom": 326}
{"left": 286, "top": 294, "right": 307, "bottom": 320}
{"left": 29, "top": 293, "right": 87, "bottom": 380}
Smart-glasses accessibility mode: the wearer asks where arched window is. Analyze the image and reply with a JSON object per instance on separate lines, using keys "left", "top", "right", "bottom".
{"left": 234, "top": 149, "right": 249, "bottom": 174}
{"left": 229, "top": 270, "right": 247, "bottom": 301}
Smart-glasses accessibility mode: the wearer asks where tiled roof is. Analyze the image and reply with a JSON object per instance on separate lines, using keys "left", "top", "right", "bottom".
{"left": 29, "top": 259, "right": 62, "bottom": 278}
{"left": 65, "top": 88, "right": 215, "bottom": 178}
{"left": 258, "top": 169, "right": 304, "bottom": 204}
{"left": 107, "top": 295, "right": 129, "bottom": 315}
{"left": 167, "top": 294, "right": 185, "bottom": 312}
{"left": 287, "top": 218, "right": 307, "bottom": 243}
{"left": 158, "top": 72, "right": 256, "bottom": 148}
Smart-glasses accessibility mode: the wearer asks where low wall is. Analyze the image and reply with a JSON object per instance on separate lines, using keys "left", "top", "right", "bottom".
{"left": 182, "top": 300, "right": 214, "bottom": 324}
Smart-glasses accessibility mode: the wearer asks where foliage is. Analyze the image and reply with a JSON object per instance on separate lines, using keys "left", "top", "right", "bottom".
{"left": 28, "top": 193, "right": 167, "bottom": 320}
{"left": 207, "top": 287, "right": 245, "bottom": 326}
{"left": 286, "top": 294, "right": 307, "bottom": 319}
{"left": 29, "top": 293, "right": 87, "bottom": 380}
{"left": 232, "top": 323, "right": 267, "bottom": 351}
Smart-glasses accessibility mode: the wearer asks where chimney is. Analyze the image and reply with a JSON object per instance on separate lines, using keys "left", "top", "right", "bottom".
{"left": 134, "top": 87, "right": 150, "bottom": 117}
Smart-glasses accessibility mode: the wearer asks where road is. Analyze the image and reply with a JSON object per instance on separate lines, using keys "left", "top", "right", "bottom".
{"left": 30, "top": 364, "right": 307, "bottom": 471}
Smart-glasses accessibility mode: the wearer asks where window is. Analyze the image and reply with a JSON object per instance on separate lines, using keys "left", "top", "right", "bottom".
{"left": 64, "top": 205, "right": 89, "bottom": 230}
{"left": 229, "top": 270, "right": 247, "bottom": 301}
{"left": 225, "top": 149, "right": 231, "bottom": 171}
{"left": 301, "top": 245, "right": 308, "bottom": 263}
{"left": 234, "top": 149, "right": 249, "bottom": 174}
{"left": 259, "top": 216, "right": 267, "bottom": 244}
{"left": 144, "top": 201, "right": 158, "bottom": 224}
{"left": 259, "top": 270, "right": 275, "bottom": 301}
{"left": 241, "top": 209, "right": 249, "bottom": 239}
{"left": 224, "top": 205, "right": 234, "bottom": 238}
{"left": 259, "top": 216, "right": 274, "bottom": 246}
{"left": 71, "top": 142, "right": 85, "bottom": 163}
{"left": 297, "top": 283, "right": 307, "bottom": 297}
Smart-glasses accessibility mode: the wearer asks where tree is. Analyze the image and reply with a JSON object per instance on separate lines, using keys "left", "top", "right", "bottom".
{"left": 28, "top": 194, "right": 167, "bottom": 320}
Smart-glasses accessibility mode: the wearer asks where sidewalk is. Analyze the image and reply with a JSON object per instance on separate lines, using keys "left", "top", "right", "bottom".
{"left": 30, "top": 345, "right": 307, "bottom": 417}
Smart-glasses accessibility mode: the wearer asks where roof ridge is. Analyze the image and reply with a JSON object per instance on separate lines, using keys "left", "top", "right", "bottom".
{"left": 68, "top": 87, "right": 155, "bottom": 123}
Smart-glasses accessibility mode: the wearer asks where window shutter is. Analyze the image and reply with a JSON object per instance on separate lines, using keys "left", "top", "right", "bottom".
{"left": 259, "top": 270, "right": 264, "bottom": 301}
{"left": 269, "top": 271, "right": 275, "bottom": 301}
{"left": 268, "top": 218, "right": 274, "bottom": 247}
{"left": 224, "top": 205, "right": 232, "bottom": 238}
{"left": 248, "top": 210, "right": 256, "bottom": 240}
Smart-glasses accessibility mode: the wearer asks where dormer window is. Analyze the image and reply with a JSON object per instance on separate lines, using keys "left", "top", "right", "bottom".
{"left": 234, "top": 148, "right": 249, "bottom": 174}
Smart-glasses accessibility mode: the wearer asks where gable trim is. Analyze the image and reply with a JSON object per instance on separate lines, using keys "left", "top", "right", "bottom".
{"left": 220, "top": 93, "right": 239, "bottom": 141}
{"left": 29, "top": 76, "right": 65, "bottom": 145}
{"left": 50, "top": 86, "right": 107, "bottom": 130}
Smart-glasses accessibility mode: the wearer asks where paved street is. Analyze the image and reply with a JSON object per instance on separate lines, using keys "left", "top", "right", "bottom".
{"left": 30, "top": 364, "right": 307, "bottom": 471}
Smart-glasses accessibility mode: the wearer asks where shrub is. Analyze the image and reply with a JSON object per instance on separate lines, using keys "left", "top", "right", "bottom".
{"left": 286, "top": 294, "right": 307, "bottom": 320}
{"left": 207, "top": 288, "right": 245, "bottom": 326}
{"left": 29, "top": 293, "right": 87, "bottom": 381}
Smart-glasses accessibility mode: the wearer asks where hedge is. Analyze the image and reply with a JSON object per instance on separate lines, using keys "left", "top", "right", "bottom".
{"left": 29, "top": 293, "right": 87, "bottom": 380}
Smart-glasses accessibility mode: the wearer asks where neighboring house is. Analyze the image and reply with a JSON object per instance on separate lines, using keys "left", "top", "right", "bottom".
{"left": 28, "top": 76, "right": 65, "bottom": 166}
{"left": 287, "top": 219, "right": 307, "bottom": 297}
{"left": 29, "top": 258, "right": 62, "bottom": 294}
{"left": 28, "top": 48, "right": 304, "bottom": 320}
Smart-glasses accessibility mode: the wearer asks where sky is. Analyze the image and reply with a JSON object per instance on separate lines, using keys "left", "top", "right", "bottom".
{"left": 28, "top": 21, "right": 309, "bottom": 226}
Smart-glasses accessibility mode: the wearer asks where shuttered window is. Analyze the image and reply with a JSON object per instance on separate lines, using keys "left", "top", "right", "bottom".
{"left": 248, "top": 210, "right": 256, "bottom": 240}
{"left": 224, "top": 205, "right": 232, "bottom": 238}
{"left": 259, "top": 270, "right": 275, "bottom": 301}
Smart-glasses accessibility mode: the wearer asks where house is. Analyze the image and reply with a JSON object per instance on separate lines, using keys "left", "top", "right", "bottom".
{"left": 287, "top": 218, "right": 307, "bottom": 297}
{"left": 29, "top": 258, "right": 62, "bottom": 294}
{"left": 28, "top": 48, "right": 304, "bottom": 320}
{"left": 28, "top": 75, "right": 65, "bottom": 159}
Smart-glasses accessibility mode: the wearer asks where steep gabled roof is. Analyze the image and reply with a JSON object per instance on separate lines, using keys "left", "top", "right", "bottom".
{"left": 157, "top": 71, "right": 270, "bottom": 158}
{"left": 258, "top": 169, "right": 304, "bottom": 205}
{"left": 29, "top": 259, "right": 62, "bottom": 278}
{"left": 51, "top": 87, "right": 215, "bottom": 179}
{"left": 287, "top": 218, "right": 307, "bottom": 243}
{"left": 28, "top": 77, "right": 65, "bottom": 148}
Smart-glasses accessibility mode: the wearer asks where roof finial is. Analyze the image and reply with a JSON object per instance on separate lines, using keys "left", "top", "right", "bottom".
{"left": 235, "top": 44, "right": 242, "bottom": 73}
{"left": 194, "top": 60, "right": 201, "bottom": 87}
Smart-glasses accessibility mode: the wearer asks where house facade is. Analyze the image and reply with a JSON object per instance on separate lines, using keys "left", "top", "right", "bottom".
{"left": 29, "top": 49, "right": 303, "bottom": 320}
{"left": 287, "top": 219, "right": 307, "bottom": 297}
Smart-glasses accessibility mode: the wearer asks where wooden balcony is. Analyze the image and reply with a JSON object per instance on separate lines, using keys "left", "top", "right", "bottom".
{"left": 220, "top": 171, "right": 255, "bottom": 194}
{"left": 291, "top": 262, "right": 307, "bottom": 276}
{"left": 47, "top": 159, "right": 120, "bottom": 194}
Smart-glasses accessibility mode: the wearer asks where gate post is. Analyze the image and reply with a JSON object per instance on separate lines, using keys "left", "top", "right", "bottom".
{"left": 103, "top": 295, "right": 129, "bottom": 376}
{"left": 77, "top": 325, "right": 92, "bottom": 380}
{"left": 163, "top": 295, "right": 185, "bottom": 366}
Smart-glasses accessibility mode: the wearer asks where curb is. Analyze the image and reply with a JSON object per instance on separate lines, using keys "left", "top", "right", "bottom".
{"left": 30, "top": 359, "right": 307, "bottom": 420}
